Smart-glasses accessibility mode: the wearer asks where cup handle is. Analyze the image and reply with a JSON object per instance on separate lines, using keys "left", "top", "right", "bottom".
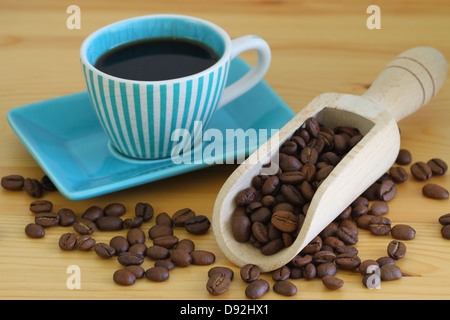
{"left": 217, "top": 35, "right": 271, "bottom": 109}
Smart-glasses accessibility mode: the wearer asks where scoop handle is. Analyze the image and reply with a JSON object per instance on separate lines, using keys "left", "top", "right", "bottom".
{"left": 363, "top": 47, "right": 447, "bottom": 122}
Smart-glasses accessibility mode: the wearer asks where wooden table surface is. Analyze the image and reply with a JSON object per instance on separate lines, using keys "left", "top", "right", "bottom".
{"left": 1, "top": 0, "right": 450, "bottom": 300}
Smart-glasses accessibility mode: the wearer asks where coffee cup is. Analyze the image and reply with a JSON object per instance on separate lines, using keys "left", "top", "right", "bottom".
{"left": 80, "top": 14, "right": 271, "bottom": 159}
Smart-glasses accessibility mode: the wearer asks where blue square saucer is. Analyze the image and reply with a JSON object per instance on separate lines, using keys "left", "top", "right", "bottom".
{"left": 7, "top": 58, "right": 295, "bottom": 200}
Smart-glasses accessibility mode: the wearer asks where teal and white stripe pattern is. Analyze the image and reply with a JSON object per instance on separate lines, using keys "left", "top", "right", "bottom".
{"left": 80, "top": 15, "right": 231, "bottom": 159}
{"left": 82, "top": 60, "right": 229, "bottom": 159}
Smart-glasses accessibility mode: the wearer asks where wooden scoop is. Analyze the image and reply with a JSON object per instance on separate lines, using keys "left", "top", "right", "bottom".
{"left": 212, "top": 47, "right": 447, "bottom": 272}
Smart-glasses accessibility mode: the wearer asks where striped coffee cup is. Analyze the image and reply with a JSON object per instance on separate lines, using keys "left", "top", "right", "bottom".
{"left": 80, "top": 14, "right": 271, "bottom": 159}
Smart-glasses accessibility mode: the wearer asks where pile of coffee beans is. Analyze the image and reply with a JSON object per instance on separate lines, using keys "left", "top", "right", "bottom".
{"left": 232, "top": 117, "right": 365, "bottom": 255}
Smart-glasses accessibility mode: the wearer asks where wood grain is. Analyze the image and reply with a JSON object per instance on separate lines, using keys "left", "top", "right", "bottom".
{"left": 1, "top": 0, "right": 450, "bottom": 300}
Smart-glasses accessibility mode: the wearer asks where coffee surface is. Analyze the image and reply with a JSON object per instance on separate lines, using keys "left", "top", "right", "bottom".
{"left": 94, "top": 38, "right": 219, "bottom": 81}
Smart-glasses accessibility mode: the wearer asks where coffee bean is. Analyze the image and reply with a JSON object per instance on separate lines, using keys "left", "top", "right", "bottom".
{"left": 153, "top": 235, "right": 178, "bottom": 249}
{"left": 113, "top": 269, "right": 136, "bottom": 286}
{"left": 303, "top": 263, "right": 316, "bottom": 280}
{"left": 422, "top": 183, "right": 449, "bottom": 199}
{"left": 24, "top": 178, "right": 43, "bottom": 198}
{"left": 260, "top": 238, "right": 284, "bottom": 255}
{"left": 305, "top": 117, "right": 320, "bottom": 138}
{"left": 76, "top": 235, "right": 96, "bottom": 251}
{"left": 280, "top": 140, "right": 298, "bottom": 155}
{"left": 82, "top": 206, "right": 104, "bottom": 222}
{"left": 104, "top": 203, "right": 126, "bottom": 217}
{"left": 356, "top": 214, "right": 373, "bottom": 230}
{"left": 59, "top": 233, "right": 77, "bottom": 251}
{"left": 126, "top": 227, "right": 146, "bottom": 245}
{"left": 362, "top": 273, "right": 381, "bottom": 289}
{"left": 377, "top": 179, "right": 397, "bottom": 201}
{"left": 190, "top": 250, "right": 215, "bottom": 265}
{"left": 272, "top": 266, "right": 290, "bottom": 281}
{"left": 109, "top": 236, "right": 129, "bottom": 254}
{"left": 380, "top": 264, "right": 402, "bottom": 281}
{"left": 170, "top": 248, "right": 192, "bottom": 267}
{"left": 280, "top": 156, "right": 303, "bottom": 172}
{"left": 118, "top": 252, "right": 144, "bottom": 266}
{"left": 29, "top": 200, "right": 53, "bottom": 213}
{"left": 57, "top": 208, "right": 76, "bottom": 226}
{"left": 40, "top": 175, "right": 56, "bottom": 191}
{"left": 145, "top": 266, "right": 170, "bottom": 282}
{"left": 128, "top": 243, "right": 147, "bottom": 256}
{"left": 155, "top": 212, "right": 173, "bottom": 227}
{"left": 176, "top": 239, "right": 195, "bottom": 253}
{"left": 208, "top": 267, "right": 234, "bottom": 280}
{"left": 25, "top": 223, "right": 45, "bottom": 238}
{"left": 313, "top": 250, "right": 336, "bottom": 264}
{"left": 315, "top": 165, "right": 333, "bottom": 182}
{"left": 335, "top": 253, "right": 361, "bottom": 270}
{"left": 359, "top": 259, "right": 380, "bottom": 276}
{"left": 316, "top": 262, "right": 337, "bottom": 278}
{"left": 273, "top": 280, "right": 297, "bottom": 296}
{"left": 145, "top": 245, "right": 169, "bottom": 260}
{"left": 232, "top": 215, "right": 251, "bottom": 243}
{"left": 154, "top": 259, "right": 175, "bottom": 271}
{"left": 250, "top": 207, "right": 271, "bottom": 224}
{"left": 390, "top": 224, "right": 416, "bottom": 240}
{"left": 369, "top": 216, "right": 391, "bottom": 235}
{"left": 96, "top": 216, "right": 123, "bottom": 231}
{"left": 252, "top": 221, "right": 269, "bottom": 244}
{"left": 300, "top": 146, "right": 318, "bottom": 164}
{"left": 387, "top": 240, "right": 406, "bottom": 260}
{"left": 172, "top": 208, "right": 196, "bottom": 226}
{"left": 301, "top": 236, "right": 322, "bottom": 255}
{"left": 73, "top": 218, "right": 96, "bottom": 235}
{"left": 271, "top": 211, "right": 298, "bottom": 232}
{"left": 35, "top": 213, "right": 60, "bottom": 228}
{"left": 410, "top": 161, "right": 432, "bottom": 180}
{"left": 279, "top": 171, "right": 305, "bottom": 185}
{"left": 235, "top": 186, "right": 258, "bottom": 207}
{"left": 245, "top": 279, "right": 269, "bottom": 299}
{"left": 125, "top": 265, "right": 145, "bottom": 279}
{"left": 1, "top": 174, "right": 24, "bottom": 190}
{"left": 438, "top": 213, "right": 450, "bottom": 226}
{"left": 261, "top": 175, "right": 280, "bottom": 195}
{"left": 291, "top": 254, "right": 312, "bottom": 268}
{"left": 322, "top": 275, "right": 344, "bottom": 290}
{"left": 369, "top": 200, "right": 389, "bottom": 216}
{"left": 335, "top": 226, "right": 358, "bottom": 245}
{"left": 427, "top": 158, "right": 447, "bottom": 175}
{"left": 377, "top": 256, "right": 395, "bottom": 267}
{"left": 123, "top": 216, "right": 144, "bottom": 229}
{"left": 135, "top": 202, "right": 153, "bottom": 221}
{"left": 323, "top": 236, "right": 344, "bottom": 249}
{"left": 185, "top": 215, "right": 211, "bottom": 235}
{"left": 396, "top": 149, "right": 412, "bottom": 165}
{"left": 240, "top": 264, "right": 260, "bottom": 283}
{"left": 206, "top": 272, "right": 231, "bottom": 296}
{"left": 389, "top": 166, "right": 409, "bottom": 183}
{"left": 148, "top": 224, "right": 173, "bottom": 240}
{"left": 94, "top": 242, "right": 116, "bottom": 258}
{"left": 441, "top": 225, "right": 450, "bottom": 239}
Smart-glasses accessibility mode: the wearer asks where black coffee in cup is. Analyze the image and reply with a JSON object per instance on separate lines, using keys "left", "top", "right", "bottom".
{"left": 94, "top": 38, "right": 219, "bottom": 81}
